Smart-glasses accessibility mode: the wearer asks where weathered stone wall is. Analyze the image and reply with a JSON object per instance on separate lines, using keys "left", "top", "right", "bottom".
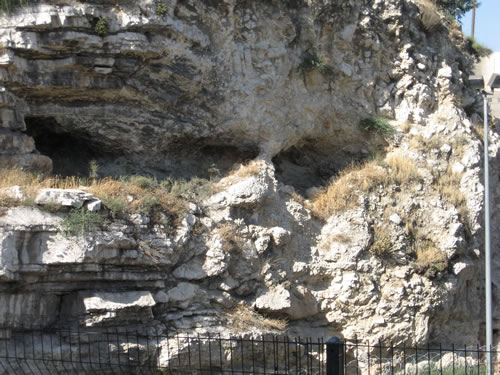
{"left": 0, "top": 0, "right": 497, "bottom": 369}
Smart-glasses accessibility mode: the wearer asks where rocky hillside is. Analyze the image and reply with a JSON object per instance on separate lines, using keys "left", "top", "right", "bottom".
{"left": 1, "top": 0, "right": 499, "bottom": 369}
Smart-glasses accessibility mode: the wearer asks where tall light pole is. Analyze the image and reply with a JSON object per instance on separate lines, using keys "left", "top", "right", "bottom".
{"left": 471, "top": 0, "right": 477, "bottom": 38}
{"left": 470, "top": 73, "right": 500, "bottom": 375}
{"left": 483, "top": 87, "right": 493, "bottom": 375}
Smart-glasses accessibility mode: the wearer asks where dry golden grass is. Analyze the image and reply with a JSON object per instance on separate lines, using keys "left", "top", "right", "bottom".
{"left": 87, "top": 177, "right": 187, "bottom": 221}
{"left": 386, "top": 154, "right": 420, "bottom": 185}
{"left": 451, "top": 134, "right": 469, "bottom": 159}
{"left": 416, "top": 241, "right": 448, "bottom": 271}
{"left": 0, "top": 168, "right": 84, "bottom": 201}
{"left": 227, "top": 304, "right": 287, "bottom": 333}
{"left": 216, "top": 222, "right": 241, "bottom": 252}
{"left": 0, "top": 42, "right": 6, "bottom": 55}
{"left": 310, "top": 160, "right": 387, "bottom": 218}
{"left": 0, "top": 168, "right": 187, "bottom": 222}
{"left": 416, "top": 0, "right": 442, "bottom": 32}
{"left": 472, "top": 122, "right": 485, "bottom": 143}
{"left": 409, "top": 134, "right": 442, "bottom": 152}
{"left": 229, "top": 160, "right": 262, "bottom": 179}
{"left": 435, "top": 168, "right": 467, "bottom": 222}
{"left": 369, "top": 225, "right": 393, "bottom": 258}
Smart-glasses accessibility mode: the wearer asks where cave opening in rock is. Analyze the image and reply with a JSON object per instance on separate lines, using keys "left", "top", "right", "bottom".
{"left": 25, "top": 116, "right": 109, "bottom": 177}
{"left": 25, "top": 115, "right": 260, "bottom": 180}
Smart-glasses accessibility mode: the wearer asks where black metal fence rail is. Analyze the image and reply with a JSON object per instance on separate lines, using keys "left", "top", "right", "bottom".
{"left": 0, "top": 327, "right": 498, "bottom": 375}
{"left": 340, "top": 340, "right": 498, "bottom": 375}
{"left": 0, "top": 327, "right": 325, "bottom": 375}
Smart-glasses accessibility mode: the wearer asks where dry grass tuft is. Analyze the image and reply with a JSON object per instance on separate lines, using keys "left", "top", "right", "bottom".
{"left": 435, "top": 168, "right": 467, "bottom": 223}
{"left": 471, "top": 122, "right": 484, "bottom": 143}
{"left": 416, "top": 0, "right": 442, "bottom": 32}
{"left": 386, "top": 154, "right": 420, "bottom": 185}
{"left": 415, "top": 241, "right": 448, "bottom": 271}
{"left": 217, "top": 222, "right": 241, "bottom": 252}
{"left": 409, "top": 134, "right": 442, "bottom": 152}
{"left": 451, "top": 134, "right": 469, "bottom": 159}
{"left": 0, "top": 168, "right": 83, "bottom": 201}
{"left": 227, "top": 304, "right": 287, "bottom": 333}
{"left": 0, "top": 42, "right": 6, "bottom": 55}
{"left": 229, "top": 160, "right": 262, "bottom": 179}
{"left": 310, "top": 160, "right": 387, "bottom": 218}
{"left": 369, "top": 225, "right": 394, "bottom": 258}
{"left": 0, "top": 168, "right": 189, "bottom": 223}
{"left": 87, "top": 177, "right": 188, "bottom": 222}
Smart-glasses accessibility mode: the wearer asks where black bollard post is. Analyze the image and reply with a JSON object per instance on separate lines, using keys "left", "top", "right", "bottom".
{"left": 326, "top": 336, "right": 344, "bottom": 375}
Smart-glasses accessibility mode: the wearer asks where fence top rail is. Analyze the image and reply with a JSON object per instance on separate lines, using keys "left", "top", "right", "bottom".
{"left": 0, "top": 326, "right": 498, "bottom": 355}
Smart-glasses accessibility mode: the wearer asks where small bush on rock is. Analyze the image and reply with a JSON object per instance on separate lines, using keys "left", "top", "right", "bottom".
{"left": 360, "top": 117, "right": 394, "bottom": 135}
{"left": 297, "top": 50, "right": 334, "bottom": 81}
{"left": 95, "top": 17, "right": 108, "bottom": 36}
{"left": 156, "top": 2, "right": 168, "bottom": 16}
{"left": 467, "top": 36, "right": 493, "bottom": 58}
{"left": 369, "top": 226, "right": 394, "bottom": 258}
{"left": 61, "top": 208, "right": 103, "bottom": 237}
{"left": 101, "top": 195, "right": 126, "bottom": 217}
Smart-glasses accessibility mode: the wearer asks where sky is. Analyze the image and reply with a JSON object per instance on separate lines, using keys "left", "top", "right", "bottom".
{"left": 461, "top": 0, "right": 500, "bottom": 52}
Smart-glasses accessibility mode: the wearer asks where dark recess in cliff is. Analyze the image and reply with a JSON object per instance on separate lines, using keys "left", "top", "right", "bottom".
{"left": 25, "top": 116, "right": 107, "bottom": 177}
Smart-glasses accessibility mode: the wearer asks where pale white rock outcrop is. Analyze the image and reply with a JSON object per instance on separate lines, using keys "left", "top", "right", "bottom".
{"left": 35, "top": 188, "right": 95, "bottom": 208}
{"left": 0, "top": 0, "right": 497, "bottom": 360}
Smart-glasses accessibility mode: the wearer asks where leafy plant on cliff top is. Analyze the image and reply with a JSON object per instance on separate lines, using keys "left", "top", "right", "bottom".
{"left": 156, "top": 2, "right": 168, "bottom": 16}
{"left": 0, "top": 0, "right": 29, "bottom": 14}
{"left": 297, "top": 50, "right": 335, "bottom": 82}
{"left": 60, "top": 208, "right": 103, "bottom": 237}
{"left": 94, "top": 17, "right": 108, "bottom": 36}
{"left": 360, "top": 116, "right": 395, "bottom": 135}
{"left": 467, "top": 36, "right": 492, "bottom": 58}
{"left": 432, "top": 0, "right": 477, "bottom": 22}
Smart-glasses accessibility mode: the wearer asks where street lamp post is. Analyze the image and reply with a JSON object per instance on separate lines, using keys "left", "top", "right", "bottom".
{"left": 483, "top": 87, "right": 493, "bottom": 375}
{"left": 469, "top": 73, "right": 500, "bottom": 375}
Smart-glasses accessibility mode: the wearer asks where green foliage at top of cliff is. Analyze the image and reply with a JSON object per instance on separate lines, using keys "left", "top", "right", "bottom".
{"left": 0, "top": 0, "right": 29, "bottom": 13}
{"left": 433, "top": 0, "right": 477, "bottom": 21}
{"left": 0, "top": 0, "right": 476, "bottom": 21}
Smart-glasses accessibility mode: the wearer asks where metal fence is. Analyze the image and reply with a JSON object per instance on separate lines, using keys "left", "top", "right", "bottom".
{"left": 0, "top": 326, "right": 498, "bottom": 374}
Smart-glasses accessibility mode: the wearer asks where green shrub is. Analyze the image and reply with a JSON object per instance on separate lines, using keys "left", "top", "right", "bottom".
{"left": 138, "top": 193, "right": 157, "bottom": 214}
{"left": 0, "top": 0, "right": 29, "bottom": 14}
{"left": 160, "top": 176, "right": 213, "bottom": 202}
{"left": 101, "top": 196, "right": 126, "bottom": 217}
{"left": 467, "top": 36, "right": 492, "bottom": 58}
{"left": 360, "top": 117, "right": 395, "bottom": 135}
{"left": 156, "top": 2, "right": 168, "bottom": 16}
{"left": 95, "top": 17, "right": 108, "bottom": 36}
{"left": 433, "top": 0, "right": 476, "bottom": 22}
{"left": 60, "top": 208, "right": 103, "bottom": 237}
{"left": 297, "top": 50, "right": 335, "bottom": 80}
{"left": 127, "top": 175, "right": 157, "bottom": 189}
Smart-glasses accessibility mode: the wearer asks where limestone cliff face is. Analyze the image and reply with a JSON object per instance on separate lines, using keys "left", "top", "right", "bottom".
{"left": 0, "top": 0, "right": 497, "bottom": 360}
